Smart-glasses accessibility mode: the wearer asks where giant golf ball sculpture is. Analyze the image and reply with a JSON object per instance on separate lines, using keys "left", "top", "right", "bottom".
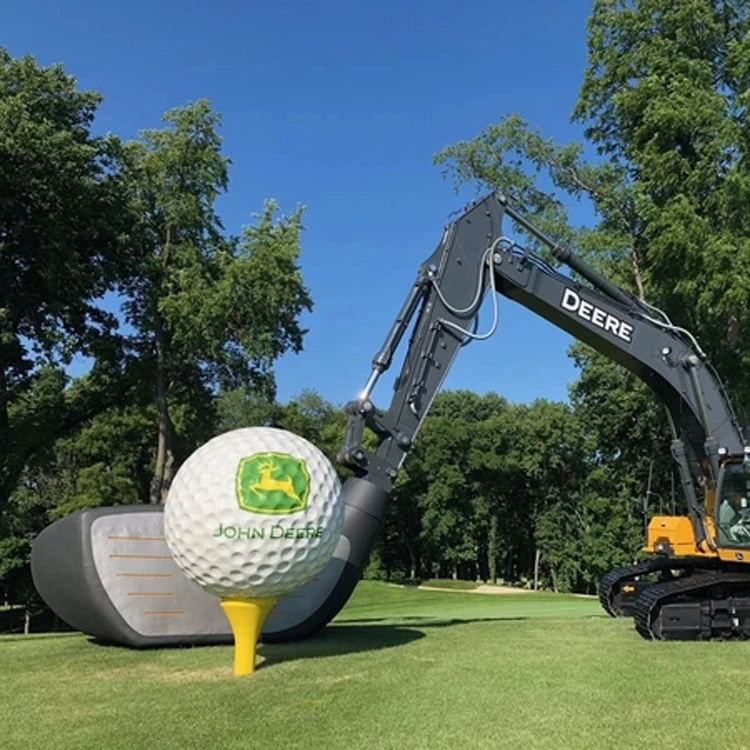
{"left": 164, "top": 426, "right": 344, "bottom": 675}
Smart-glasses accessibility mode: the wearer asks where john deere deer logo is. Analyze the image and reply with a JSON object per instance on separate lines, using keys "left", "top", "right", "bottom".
{"left": 235, "top": 452, "right": 310, "bottom": 514}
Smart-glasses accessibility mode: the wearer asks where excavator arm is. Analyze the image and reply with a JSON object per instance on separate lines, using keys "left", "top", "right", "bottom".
{"left": 264, "top": 191, "right": 747, "bottom": 642}
{"left": 341, "top": 193, "right": 742, "bottom": 488}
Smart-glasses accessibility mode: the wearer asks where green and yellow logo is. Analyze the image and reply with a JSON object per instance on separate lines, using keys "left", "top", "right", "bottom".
{"left": 235, "top": 452, "right": 310, "bottom": 515}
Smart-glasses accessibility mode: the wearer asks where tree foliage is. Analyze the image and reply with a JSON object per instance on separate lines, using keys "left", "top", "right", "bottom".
{"left": 0, "top": 49, "right": 133, "bottom": 510}
{"left": 572, "top": 0, "right": 750, "bottom": 409}
{"left": 121, "top": 101, "right": 312, "bottom": 503}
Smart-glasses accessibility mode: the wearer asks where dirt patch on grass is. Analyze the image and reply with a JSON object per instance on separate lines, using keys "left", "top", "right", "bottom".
{"left": 90, "top": 663, "right": 164, "bottom": 681}
{"left": 417, "top": 584, "right": 535, "bottom": 595}
{"left": 390, "top": 581, "right": 596, "bottom": 597}
{"left": 472, "top": 584, "right": 536, "bottom": 595}
{"left": 421, "top": 584, "right": 597, "bottom": 598}
{"left": 89, "top": 662, "right": 234, "bottom": 683}
{"left": 160, "top": 666, "right": 231, "bottom": 683}
{"left": 314, "top": 673, "right": 362, "bottom": 686}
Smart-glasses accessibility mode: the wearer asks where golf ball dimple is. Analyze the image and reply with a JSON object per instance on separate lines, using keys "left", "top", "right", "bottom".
{"left": 164, "top": 427, "right": 344, "bottom": 599}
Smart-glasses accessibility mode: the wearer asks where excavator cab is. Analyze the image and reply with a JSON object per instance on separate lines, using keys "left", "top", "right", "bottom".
{"left": 714, "top": 459, "right": 750, "bottom": 549}
{"left": 645, "top": 457, "right": 750, "bottom": 559}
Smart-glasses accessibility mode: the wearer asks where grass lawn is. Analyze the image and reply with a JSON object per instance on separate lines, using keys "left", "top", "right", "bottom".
{"left": 2, "top": 581, "right": 750, "bottom": 749}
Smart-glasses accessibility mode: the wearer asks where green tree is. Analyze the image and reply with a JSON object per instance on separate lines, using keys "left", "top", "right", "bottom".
{"left": 0, "top": 49, "right": 132, "bottom": 509}
{"left": 215, "top": 388, "right": 280, "bottom": 433}
{"left": 0, "top": 393, "right": 156, "bottom": 616}
{"left": 464, "top": 399, "right": 588, "bottom": 590}
{"left": 572, "top": 0, "right": 750, "bottom": 411}
{"left": 389, "top": 391, "right": 511, "bottom": 582}
{"left": 121, "top": 100, "right": 313, "bottom": 503}
{"left": 275, "top": 389, "right": 350, "bottom": 473}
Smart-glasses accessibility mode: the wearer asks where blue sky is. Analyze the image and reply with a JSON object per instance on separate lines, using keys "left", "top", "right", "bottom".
{"left": 5, "top": 0, "right": 600, "bottom": 408}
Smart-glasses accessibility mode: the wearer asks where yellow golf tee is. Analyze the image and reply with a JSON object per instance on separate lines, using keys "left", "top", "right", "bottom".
{"left": 220, "top": 596, "right": 277, "bottom": 676}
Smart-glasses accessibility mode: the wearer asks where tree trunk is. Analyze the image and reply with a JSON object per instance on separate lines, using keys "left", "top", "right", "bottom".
{"left": 630, "top": 246, "right": 646, "bottom": 301}
{"left": 533, "top": 547, "right": 541, "bottom": 591}
{"left": 24, "top": 608, "right": 30, "bottom": 635}
{"left": 506, "top": 548, "right": 513, "bottom": 583}
{"left": 150, "top": 315, "right": 175, "bottom": 504}
{"left": 0, "top": 364, "right": 12, "bottom": 508}
{"left": 404, "top": 538, "right": 419, "bottom": 580}
{"left": 476, "top": 539, "right": 487, "bottom": 582}
{"left": 488, "top": 515, "right": 498, "bottom": 584}
{"left": 0, "top": 364, "right": 8, "bottom": 450}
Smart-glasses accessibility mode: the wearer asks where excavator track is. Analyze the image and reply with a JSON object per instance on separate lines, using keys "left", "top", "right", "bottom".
{"left": 599, "top": 560, "right": 664, "bottom": 617}
{"left": 598, "top": 556, "right": 714, "bottom": 618}
{"left": 633, "top": 571, "right": 750, "bottom": 640}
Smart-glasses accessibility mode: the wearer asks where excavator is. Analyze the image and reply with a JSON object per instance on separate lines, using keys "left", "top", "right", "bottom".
{"left": 274, "top": 189, "right": 750, "bottom": 643}
{"left": 29, "top": 189, "right": 750, "bottom": 644}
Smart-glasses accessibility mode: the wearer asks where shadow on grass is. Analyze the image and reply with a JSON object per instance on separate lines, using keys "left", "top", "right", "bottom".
{"left": 81, "top": 622, "right": 430, "bottom": 667}
{"left": 258, "top": 616, "right": 543, "bottom": 666}
{"left": 336, "top": 616, "right": 528, "bottom": 625}
{"left": 339, "top": 612, "right": 612, "bottom": 625}
{"left": 83, "top": 617, "right": 526, "bottom": 664}
{"left": 82, "top": 621, "right": 427, "bottom": 659}
{"left": 77, "top": 613, "right": 610, "bottom": 670}
{"left": 258, "top": 623, "right": 427, "bottom": 665}
{"left": 0, "top": 631, "right": 83, "bottom": 642}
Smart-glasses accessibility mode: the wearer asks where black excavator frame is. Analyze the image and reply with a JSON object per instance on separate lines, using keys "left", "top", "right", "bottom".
{"left": 599, "top": 555, "right": 750, "bottom": 640}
